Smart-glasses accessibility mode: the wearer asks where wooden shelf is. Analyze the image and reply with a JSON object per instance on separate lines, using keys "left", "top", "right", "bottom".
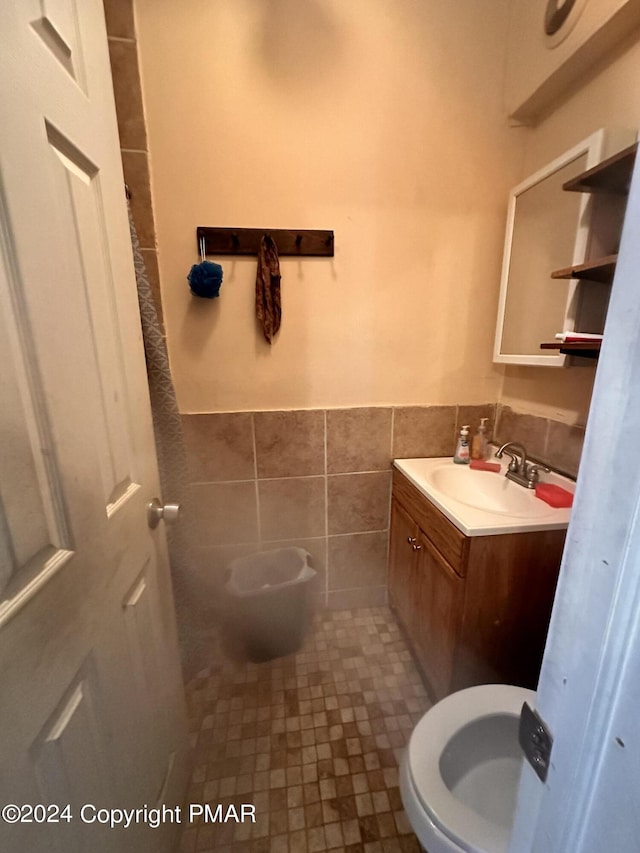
{"left": 550, "top": 254, "right": 617, "bottom": 282}
{"left": 563, "top": 142, "right": 638, "bottom": 195}
{"left": 540, "top": 341, "right": 602, "bottom": 359}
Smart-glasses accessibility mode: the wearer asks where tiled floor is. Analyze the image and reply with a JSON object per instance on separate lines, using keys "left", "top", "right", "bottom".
{"left": 178, "top": 607, "right": 430, "bottom": 853}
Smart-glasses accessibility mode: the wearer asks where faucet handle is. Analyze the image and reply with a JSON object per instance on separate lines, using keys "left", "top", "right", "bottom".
{"left": 496, "top": 442, "right": 528, "bottom": 474}
{"left": 527, "top": 463, "right": 551, "bottom": 486}
{"left": 496, "top": 446, "right": 520, "bottom": 472}
{"left": 506, "top": 455, "right": 521, "bottom": 473}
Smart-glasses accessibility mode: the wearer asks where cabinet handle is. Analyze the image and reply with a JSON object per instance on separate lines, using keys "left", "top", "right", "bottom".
{"left": 412, "top": 543, "right": 422, "bottom": 552}
{"left": 407, "top": 536, "right": 417, "bottom": 545}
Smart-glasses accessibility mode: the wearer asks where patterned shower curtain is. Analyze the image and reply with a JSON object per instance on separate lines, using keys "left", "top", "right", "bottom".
{"left": 127, "top": 203, "right": 211, "bottom": 681}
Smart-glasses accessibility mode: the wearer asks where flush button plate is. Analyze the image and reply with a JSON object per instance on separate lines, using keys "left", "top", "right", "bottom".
{"left": 519, "top": 701, "right": 553, "bottom": 783}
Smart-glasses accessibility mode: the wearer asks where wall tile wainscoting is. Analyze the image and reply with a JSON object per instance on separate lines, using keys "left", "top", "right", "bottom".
{"left": 182, "top": 405, "right": 495, "bottom": 611}
{"left": 494, "top": 404, "right": 585, "bottom": 478}
{"left": 182, "top": 401, "right": 584, "bottom": 613}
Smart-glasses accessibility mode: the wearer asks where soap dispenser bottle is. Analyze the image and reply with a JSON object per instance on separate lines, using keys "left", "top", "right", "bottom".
{"left": 453, "top": 425, "right": 471, "bottom": 464}
{"left": 471, "top": 418, "right": 489, "bottom": 461}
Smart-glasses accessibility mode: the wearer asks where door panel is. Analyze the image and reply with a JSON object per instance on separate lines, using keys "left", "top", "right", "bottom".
{"left": 0, "top": 184, "right": 74, "bottom": 614}
{"left": 0, "top": 3, "right": 189, "bottom": 851}
{"left": 120, "top": 562, "right": 171, "bottom": 798}
{"left": 29, "top": 0, "right": 88, "bottom": 92}
{"left": 413, "top": 532, "right": 464, "bottom": 700}
{"left": 388, "top": 498, "right": 417, "bottom": 628}
{"left": 32, "top": 659, "right": 118, "bottom": 853}
{"left": 44, "top": 119, "right": 138, "bottom": 512}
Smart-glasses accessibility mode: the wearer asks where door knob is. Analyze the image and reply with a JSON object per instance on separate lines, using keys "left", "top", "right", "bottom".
{"left": 147, "top": 498, "right": 180, "bottom": 529}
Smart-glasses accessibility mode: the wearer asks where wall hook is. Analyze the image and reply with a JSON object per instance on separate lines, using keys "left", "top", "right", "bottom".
{"left": 196, "top": 227, "right": 334, "bottom": 257}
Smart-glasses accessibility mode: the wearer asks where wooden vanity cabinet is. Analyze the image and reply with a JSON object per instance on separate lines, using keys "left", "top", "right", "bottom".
{"left": 388, "top": 469, "right": 566, "bottom": 701}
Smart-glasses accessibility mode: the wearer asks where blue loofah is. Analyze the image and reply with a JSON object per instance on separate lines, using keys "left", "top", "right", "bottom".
{"left": 188, "top": 260, "right": 223, "bottom": 298}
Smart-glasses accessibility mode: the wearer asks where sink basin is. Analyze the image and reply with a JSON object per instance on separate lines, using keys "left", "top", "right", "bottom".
{"left": 427, "top": 465, "right": 553, "bottom": 518}
{"left": 394, "top": 457, "right": 574, "bottom": 536}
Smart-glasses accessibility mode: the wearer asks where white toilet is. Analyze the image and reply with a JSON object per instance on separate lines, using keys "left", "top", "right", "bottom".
{"left": 400, "top": 683, "right": 534, "bottom": 853}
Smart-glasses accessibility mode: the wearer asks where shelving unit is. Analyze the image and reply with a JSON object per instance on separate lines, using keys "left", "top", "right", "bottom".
{"left": 540, "top": 141, "right": 638, "bottom": 359}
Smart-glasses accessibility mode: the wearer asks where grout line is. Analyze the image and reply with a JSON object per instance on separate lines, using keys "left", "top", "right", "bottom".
{"left": 327, "top": 468, "right": 392, "bottom": 477}
{"left": 326, "top": 529, "right": 389, "bottom": 539}
{"left": 386, "top": 406, "right": 395, "bottom": 604}
{"left": 250, "top": 412, "right": 259, "bottom": 480}
{"left": 385, "top": 476, "right": 392, "bottom": 574}
{"left": 191, "top": 478, "right": 256, "bottom": 486}
{"left": 390, "top": 407, "right": 395, "bottom": 463}
{"left": 251, "top": 413, "right": 262, "bottom": 546}
{"left": 323, "top": 409, "right": 329, "bottom": 607}
{"left": 107, "top": 35, "right": 137, "bottom": 44}
{"left": 542, "top": 417, "right": 551, "bottom": 459}
{"left": 192, "top": 536, "right": 331, "bottom": 551}
{"left": 267, "top": 472, "right": 325, "bottom": 483}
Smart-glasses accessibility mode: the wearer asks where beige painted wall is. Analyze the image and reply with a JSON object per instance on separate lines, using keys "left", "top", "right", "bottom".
{"left": 135, "top": 0, "right": 523, "bottom": 413}
{"left": 501, "top": 30, "right": 640, "bottom": 426}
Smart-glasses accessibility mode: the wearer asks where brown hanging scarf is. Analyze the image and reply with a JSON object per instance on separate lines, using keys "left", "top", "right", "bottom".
{"left": 255, "top": 234, "right": 281, "bottom": 344}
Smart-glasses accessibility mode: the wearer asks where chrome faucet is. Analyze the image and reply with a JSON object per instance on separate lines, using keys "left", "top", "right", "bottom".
{"left": 495, "top": 442, "right": 550, "bottom": 489}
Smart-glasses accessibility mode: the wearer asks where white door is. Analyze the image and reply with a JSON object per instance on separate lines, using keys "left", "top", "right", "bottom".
{"left": 0, "top": 3, "right": 189, "bottom": 852}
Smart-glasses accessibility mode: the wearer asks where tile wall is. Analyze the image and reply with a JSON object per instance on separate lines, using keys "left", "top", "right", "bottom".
{"left": 104, "top": 0, "right": 164, "bottom": 330}
{"left": 494, "top": 404, "right": 585, "bottom": 478}
{"left": 182, "top": 404, "right": 494, "bottom": 611}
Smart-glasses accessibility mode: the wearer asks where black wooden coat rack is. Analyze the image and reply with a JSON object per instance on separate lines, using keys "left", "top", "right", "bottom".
{"left": 197, "top": 227, "right": 334, "bottom": 257}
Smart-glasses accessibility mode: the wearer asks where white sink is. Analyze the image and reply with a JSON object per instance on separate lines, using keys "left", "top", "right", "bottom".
{"left": 394, "top": 456, "right": 574, "bottom": 536}
{"left": 427, "top": 465, "right": 553, "bottom": 518}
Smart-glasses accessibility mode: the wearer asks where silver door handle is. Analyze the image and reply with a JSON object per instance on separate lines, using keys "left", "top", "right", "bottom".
{"left": 147, "top": 498, "right": 180, "bottom": 529}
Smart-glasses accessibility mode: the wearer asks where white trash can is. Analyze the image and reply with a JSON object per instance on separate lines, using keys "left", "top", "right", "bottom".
{"left": 224, "top": 547, "right": 316, "bottom": 661}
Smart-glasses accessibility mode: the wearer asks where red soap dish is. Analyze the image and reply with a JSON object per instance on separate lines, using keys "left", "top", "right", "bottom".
{"left": 535, "top": 483, "right": 574, "bottom": 508}
{"left": 469, "top": 460, "right": 501, "bottom": 472}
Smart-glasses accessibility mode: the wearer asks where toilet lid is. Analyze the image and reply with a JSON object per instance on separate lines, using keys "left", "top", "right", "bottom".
{"left": 406, "top": 684, "right": 535, "bottom": 853}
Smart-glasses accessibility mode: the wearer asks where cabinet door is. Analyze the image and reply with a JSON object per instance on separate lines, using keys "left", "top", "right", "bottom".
{"left": 388, "top": 499, "right": 418, "bottom": 629}
{"left": 412, "top": 532, "right": 464, "bottom": 700}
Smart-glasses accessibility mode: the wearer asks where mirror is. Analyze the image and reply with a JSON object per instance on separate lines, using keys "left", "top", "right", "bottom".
{"left": 493, "top": 129, "right": 631, "bottom": 366}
